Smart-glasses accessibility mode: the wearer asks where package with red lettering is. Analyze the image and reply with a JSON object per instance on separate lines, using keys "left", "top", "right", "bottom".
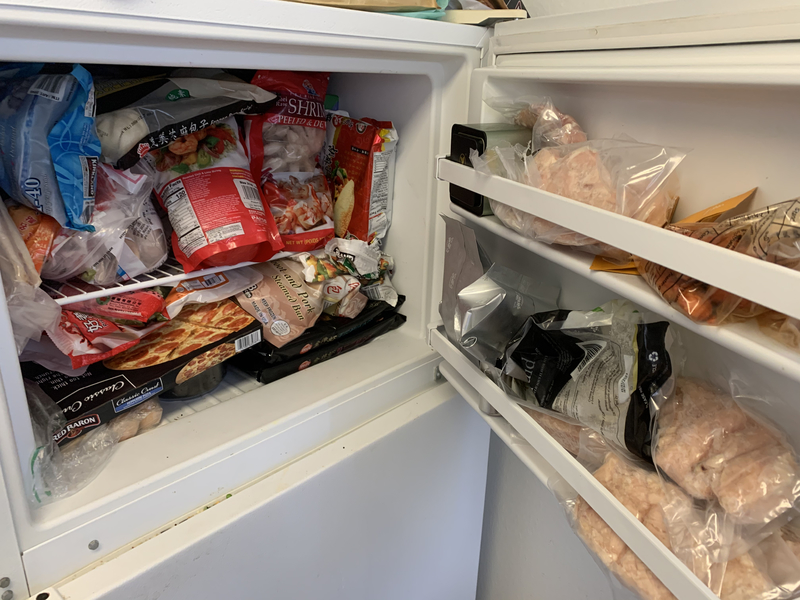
{"left": 55, "top": 287, "right": 168, "bottom": 328}
{"left": 49, "top": 309, "right": 165, "bottom": 369}
{"left": 145, "top": 116, "right": 284, "bottom": 272}
{"left": 246, "top": 71, "right": 333, "bottom": 252}
{"left": 322, "top": 114, "right": 398, "bottom": 242}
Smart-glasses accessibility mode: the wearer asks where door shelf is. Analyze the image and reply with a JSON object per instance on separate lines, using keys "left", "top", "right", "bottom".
{"left": 42, "top": 253, "right": 292, "bottom": 306}
{"left": 438, "top": 159, "right": 800, "bottom": 322}
{"left": 431, "top": 329, "right": 718, "bottom": 600}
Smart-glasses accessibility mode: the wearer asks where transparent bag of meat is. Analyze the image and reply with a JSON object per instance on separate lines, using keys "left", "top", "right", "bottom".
{"left": 470, "top": 138, "right": 685, "bottom": 263}
{"left": 636, "top": 199, "right": 800, "bottom": 325}
{"left": 757, "top": 311, "right": 800, "bottom": 352}
{"left": 484, "top": 95, "right": 588, "bottom": 150}
{"left": 652, "top": 377, "right": 800, "bottom": 526}
{"left": 559, "top": 451, "right": 798, "bottom": 600}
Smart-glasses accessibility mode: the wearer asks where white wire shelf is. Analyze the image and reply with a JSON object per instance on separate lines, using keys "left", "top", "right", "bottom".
{"left": 42, "top": 252, "right": 292, "bottom": 306}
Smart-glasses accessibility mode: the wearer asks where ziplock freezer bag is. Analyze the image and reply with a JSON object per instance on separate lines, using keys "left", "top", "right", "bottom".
{"left": 758, "top": 312, "right": 800, "bottom": 351}
{"left": 484, "top": 95, "right": 587, "bottom": 150}
{"left": 0, "top": 64, "right": 101, "bottom": 231}
{"left": 636, "top": 199, "right": 800, "bottom": 325}
{"left": 42, "top": 164, "right": 151, "bottom": 283}
{"left": 439, "top": 215, "right": 490, "bottom": 345}
{"left": 471, "top": 138, "right": 685, "bottom": 262}
{"left": 455, "top": 263, "right": 557, "bottom": 370}
{"left": 501, "top": 300, "right": 675, "bottom": 463}
{"left": 652, "top": 377, "right": 800, "bottom": 526}
{"left": 95, "top": 75, "right": 277, "bottom": 169}
{"left": 0, "top": 201, "right": 60, "bottom": 353}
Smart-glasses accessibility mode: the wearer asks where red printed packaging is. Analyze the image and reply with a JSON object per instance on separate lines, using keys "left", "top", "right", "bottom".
{"left": 246, "top": 71, "right": 334, "bottom": 252}
{"left": 147, "top": 116, "right": 284, "bottom": 272}
{"left": 56, "top": 288, "right": 168, "bottom": 328}
{"left": 322, "top": 115, "right": 398, "bottom": 243}
{"left": 49, "top": 310, "right": 166, "bottom": 369}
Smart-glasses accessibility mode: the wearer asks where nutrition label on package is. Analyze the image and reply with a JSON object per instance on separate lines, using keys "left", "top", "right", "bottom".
{"left": 162, "top": 179, "right": 207, "bottom": 257}
{"left": 368, "top": 149, "right": 393, "bottom": 238}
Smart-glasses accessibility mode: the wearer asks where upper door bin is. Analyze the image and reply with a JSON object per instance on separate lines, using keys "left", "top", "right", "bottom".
{"left": 491, "top": 0, "right": 800, "bottom": 56}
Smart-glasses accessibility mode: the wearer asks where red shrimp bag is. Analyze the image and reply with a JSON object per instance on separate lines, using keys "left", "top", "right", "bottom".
{"left": 246, "top": 71, "right": 334, "bottom": 252}
{"left": 147, "top": 117, "right": 284, "bottom": 272}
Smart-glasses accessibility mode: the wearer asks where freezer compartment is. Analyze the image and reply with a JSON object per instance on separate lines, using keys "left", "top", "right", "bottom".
{"left": 437, "top": 57, "right": 800, "bottom": 381}
{"left": 0, "top": 56, "right": 476, "bottom": 593}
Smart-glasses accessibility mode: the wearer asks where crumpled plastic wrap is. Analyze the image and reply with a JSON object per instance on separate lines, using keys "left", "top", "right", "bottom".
{"left": 470, "top": 138, "right": 684, "bottom": 262}
{"left": 0, "top": 201, "right": 60, "bottom": 354}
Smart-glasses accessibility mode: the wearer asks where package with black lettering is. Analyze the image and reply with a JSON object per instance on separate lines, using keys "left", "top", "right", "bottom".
{"left": 500, "top": 299, "right": 676, "bottom": 463}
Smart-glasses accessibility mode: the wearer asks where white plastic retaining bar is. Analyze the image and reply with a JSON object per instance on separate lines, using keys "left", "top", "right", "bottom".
{"left": 431, "top": 329, "right": 719, "bottom": 600}
{"left": 438, "top": 159, "right": 800, "bottom": 321}
{"left": 42, "top": 253, "right": 291, "bottom": 306}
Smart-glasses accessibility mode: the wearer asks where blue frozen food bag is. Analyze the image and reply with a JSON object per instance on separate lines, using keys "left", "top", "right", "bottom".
{"left": 0, "top": 64, "right": 100, "bottom": 231}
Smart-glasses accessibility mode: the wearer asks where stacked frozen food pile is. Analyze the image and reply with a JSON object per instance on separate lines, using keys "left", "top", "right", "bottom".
{"left": 440, "top": 221, "right": 800, "bottom": 600}
{"left": 0, "top": 65, "right": 403, "bottom": 503}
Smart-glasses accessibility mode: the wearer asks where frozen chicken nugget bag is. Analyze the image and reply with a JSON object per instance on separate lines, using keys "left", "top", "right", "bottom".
{"left": 146, "top": 117, "right": 284, "bottom": 272}
{"left": 322, "top": 113, "right": 398, "bottom": 242}
{"left": 236, "top": 259, "right": 323, "bottom": 348}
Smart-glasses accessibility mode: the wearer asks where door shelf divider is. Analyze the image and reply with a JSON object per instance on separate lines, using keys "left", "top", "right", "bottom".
{"left": 431, "top": 329, "right": 719, "bottom": 600}
{"left": 448, "top": 204, "right": 800, "bottom": 385}
{"left": 437, "top": 159, "right": 800, "bottom": 322}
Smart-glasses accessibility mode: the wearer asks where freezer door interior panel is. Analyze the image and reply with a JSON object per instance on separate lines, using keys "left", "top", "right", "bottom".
{"left": 41, "top": 384, "right": 490, "bottom": 600}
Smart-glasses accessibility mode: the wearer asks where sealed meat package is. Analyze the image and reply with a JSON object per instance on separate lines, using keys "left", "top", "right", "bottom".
{"left": 246, "top": 71, "right": 333, "bottom": 252}
{"left": 653, "top": 377, "right": 800, "bottom": 525}
{"left": 636, "top": 199, "right": 800, "bottom": 324}
{"left": 0, "top": 64, "right": 101, "bottom": 231}
{"left": 501, "top": 300, "right": 674, "bottom": 463}
{"left": 236, "top": 259, "right": 324, "bottom": 348}
{"left": 322, "top": 113, "right": 398, "bottom": 242}
{"left": 145, "top": 117, "right": 284, "bottom": 271}
{"left": 163, "top": 267, "right": 263, "bottom": 320}
{"left": 8, "top": 204, "right": 60, "bottom": 273}
{"left": 485, "top": 95, "right": 587, "bottom": 150}
{"left": 471, "top": 138, "right": 684, "bottom": 262}
{"left": 94, "top": 74, "right": 277, "bottom": 169}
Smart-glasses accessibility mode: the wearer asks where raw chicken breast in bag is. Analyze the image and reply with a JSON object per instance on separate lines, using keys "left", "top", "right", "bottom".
{"left": 652, "top": 377, "right": 800, "bottom": 526}
{"left": 145, "top": 117, "right": 284, "bottom": 272}
{"left": 484, "top": 95, "right": 587, "bottom": 150}
{"left": 470, "top": 138, "right": 685, "bottom": 263}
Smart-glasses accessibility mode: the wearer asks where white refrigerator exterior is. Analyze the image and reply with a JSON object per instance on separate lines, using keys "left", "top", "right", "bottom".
{"left": 0, "top": 2, "right": 799, "bottom": 600}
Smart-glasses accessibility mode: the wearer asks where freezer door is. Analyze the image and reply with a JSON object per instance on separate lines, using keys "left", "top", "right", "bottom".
{"left": 38, "top": 382, "right": 490, "bottom": 600}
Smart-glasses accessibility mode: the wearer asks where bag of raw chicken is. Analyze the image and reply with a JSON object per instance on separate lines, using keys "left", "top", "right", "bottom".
{"left": 484, "top": 95, "right": 588, "bottom": 150}
{"left": 557, "top": 450, "right": 800, "bottom": 600}
{"left": 144, "top": 116, "right": 284, "bottom": 272}
{"left": 245, "top": 71, "right": 334, "bottom": 252}
{"left": 635, "top": 199, "right": 800, "bottom": 325}
{"left": 470, "top": 138, "right": 685, "bottom": 263}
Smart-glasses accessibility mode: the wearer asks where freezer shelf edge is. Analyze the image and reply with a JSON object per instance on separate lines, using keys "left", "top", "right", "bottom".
{"left": 431, "top": 329, "right": 719, "bottom": 600}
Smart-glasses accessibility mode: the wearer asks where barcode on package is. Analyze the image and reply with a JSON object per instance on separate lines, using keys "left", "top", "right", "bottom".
{"left": 28, "top": 74, "right": 69, "bottom": 102}
{"left": 571, "top": 341, "right": 607, "bottom": 380}
{"left": 182, "top": 273, "right": 228, "bottom": 291}
{"left": 235, "top": 330, "right": 261, "bottom": 352}
{"left": 234, "top": 179, "right": 265, "bottom": 212}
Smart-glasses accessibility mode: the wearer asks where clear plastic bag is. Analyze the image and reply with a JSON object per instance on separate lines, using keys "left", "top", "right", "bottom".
{"left": 27, "top": 379, "right": 162, "bottom": 504}
{"left": 484, "top": 95, "right": 587, "bottom": 150}
{"left": 757, "top": 312, "right": 800, "bottom": 351}
{"left": 652, "top": 377, "right": 800, "bottom": 526}
{"left": 0, "top": 202, "right": 61, "bottom": 354}
{"left": 636, "top": 199, "right": 800, "bottom": 325}
{"left": 471, "top": 138, "right": 685, "bottom": 262}
{"left": 42, "top": 164, "right": 152, "bottom": 283}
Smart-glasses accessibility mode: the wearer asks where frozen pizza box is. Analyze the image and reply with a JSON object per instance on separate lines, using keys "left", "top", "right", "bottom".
{"left": 22, "top": 302, "right": 261, "bottom": 445}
